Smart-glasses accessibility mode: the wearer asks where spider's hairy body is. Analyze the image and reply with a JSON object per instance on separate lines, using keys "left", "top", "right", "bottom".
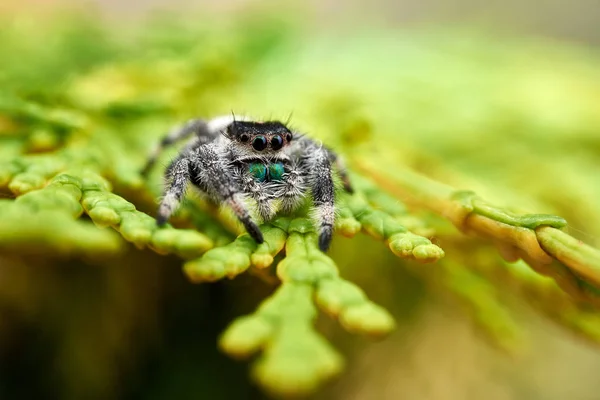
{"left": 142, "top": 115, "right": 353, "bottom": 252}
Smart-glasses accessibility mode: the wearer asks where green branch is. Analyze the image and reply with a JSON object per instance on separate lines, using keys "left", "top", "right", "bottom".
{"left": 355, "top": 157, "right": 600, "bottom": 306}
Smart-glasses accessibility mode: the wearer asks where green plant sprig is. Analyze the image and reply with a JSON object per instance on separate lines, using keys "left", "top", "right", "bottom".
{"left": 216, "top": 218, "right": 395, "bottom": 397}
{"left": 355, "top": 157, "right": 600, "bottom": 306}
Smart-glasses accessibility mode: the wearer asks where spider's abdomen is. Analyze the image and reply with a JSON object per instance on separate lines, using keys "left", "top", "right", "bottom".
{"left": 248, "top": 162, "right": 285, "bottom": 183}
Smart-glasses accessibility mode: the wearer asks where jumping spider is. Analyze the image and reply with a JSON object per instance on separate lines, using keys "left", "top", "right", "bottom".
{"left": 141, "top": 115, "right": 353, "bottom": 252}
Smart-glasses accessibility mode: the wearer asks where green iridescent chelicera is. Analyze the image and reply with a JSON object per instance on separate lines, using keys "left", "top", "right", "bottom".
{"left": 248, "top": 162, "right": 285, "bottom": 182}
{"left": 248, "top": 163, "right": 267, "bottom": 182}
{"left": 269, "top": 162, "right": 285, "bottom": 181}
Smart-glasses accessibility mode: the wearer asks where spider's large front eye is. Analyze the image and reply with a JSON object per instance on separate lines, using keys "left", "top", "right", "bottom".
{"left": 270, "top": 135, "right": 284, "bottom": 150}
{"left": 252, "top": 135, "right": 267, "bottom": 151}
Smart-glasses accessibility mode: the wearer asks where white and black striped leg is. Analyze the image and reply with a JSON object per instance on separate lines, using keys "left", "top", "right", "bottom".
{"left": 257, "top": 199, "right": 275, "bottom": 222}
{"left": 156, "top": 156, "right": 192, "bottom": 225}
{"left": 241, "top": 174, "right": 274, "bottom": 222}
{"left": 224, "top": 193, "right": 265, "bottom": 244}
{"left": 280, "top": 167, "right": 305, "bottom": 213}
{"left": 326, "top": 149, "right": 353, "bottom": 193}
{"left": 310, "top": 150, "right": 336, "bottom": 252}
{"left": 141, "top": 119, "right": 211, "bottom": 177}
{"left": 191, "top": 147, "right": 264, "bottom": 244}
{"left": 253, "top": 191, "right": 275, "bottom": 223}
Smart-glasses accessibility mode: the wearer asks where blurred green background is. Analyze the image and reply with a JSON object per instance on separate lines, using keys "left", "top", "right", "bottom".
{"left": 1, "top": 0, "right": 600, "bottom": 399}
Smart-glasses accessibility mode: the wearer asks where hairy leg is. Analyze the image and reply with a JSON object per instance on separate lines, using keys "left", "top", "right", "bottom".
{"left": 239, "top": 169, "right": 275, "bottom": 222}
{"left": 279, "top": 164, "right": 306, "bottom": 214}
{"left": 156, "top": 155, "right": 192, "bottom": 225}
{"left": 292, "top": 135, "right": 353, "bottom": 194}
{"left": 309, "top": 148, "right": 336, "bottom": 252}
{"left": 141, "top": 119, "right": 215, "bottom": 176}
{"left": 190, "top": 145, "right": 264, "bottom": 244}
{"left": 326, "top": 148, "right": 353, "bottom": 193}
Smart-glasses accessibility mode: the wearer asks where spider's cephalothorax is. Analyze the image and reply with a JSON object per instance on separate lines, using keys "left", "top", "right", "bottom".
{"left": 141, "top": 115, "right": 353, "bottom": 252}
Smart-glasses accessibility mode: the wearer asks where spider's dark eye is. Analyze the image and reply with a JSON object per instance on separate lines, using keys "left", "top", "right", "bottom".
{"left": 252, "top": 135, "right": 267, "bottom": 151}
{"left": 286, "top": 133, "right": 292, "bottom": 142}
{"left": 270, "top": 135, "right": 284, "bottom": 150}
{"left": 240, "top": 134, "right": 249, "bottom": 143}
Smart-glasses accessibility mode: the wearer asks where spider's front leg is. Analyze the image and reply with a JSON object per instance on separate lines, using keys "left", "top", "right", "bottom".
{"left": 309, "top": 148, "right": 336, "bottom": 252}
{"left": 156, "top": 153, "right": 195, "bottom": 225}
{"left": 156, "top": 146, "right": 264, "bottom": 244}
{"left": 189, "top": 146, "right": 264, "bottom": 244}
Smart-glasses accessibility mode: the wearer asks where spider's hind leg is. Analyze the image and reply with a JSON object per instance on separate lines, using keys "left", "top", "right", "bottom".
{"left": 326, "top": 148, "right": 353, "bottom": 194}
{"left": 141, "top": 119, "right": 213, "bottom": 177}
